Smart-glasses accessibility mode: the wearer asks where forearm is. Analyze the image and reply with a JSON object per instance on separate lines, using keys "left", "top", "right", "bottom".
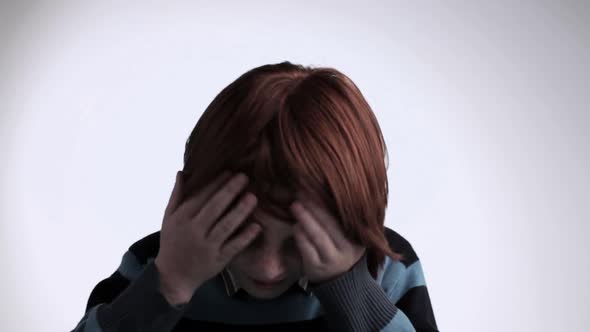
{"left": 72, "top": 260, "right": 192, "bottom": 332}
{"left": 309, "top": 253, "right": 404, "bottom": 332}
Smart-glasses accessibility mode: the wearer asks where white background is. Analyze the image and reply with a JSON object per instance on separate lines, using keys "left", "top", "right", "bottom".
{"left": 1, "top": 1, "right": 588, "bottom": 331}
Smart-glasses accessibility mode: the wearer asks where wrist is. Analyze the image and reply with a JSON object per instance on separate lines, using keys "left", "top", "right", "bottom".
{"left": 153, "top": 259, "right": 200, "bottom": 306}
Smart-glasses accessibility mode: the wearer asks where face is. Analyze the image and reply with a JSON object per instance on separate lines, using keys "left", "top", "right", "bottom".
{"left": 226, "top": 207, "right": 303, "bottom": 300}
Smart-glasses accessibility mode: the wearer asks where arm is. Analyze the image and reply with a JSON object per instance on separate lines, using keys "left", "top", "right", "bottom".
{"left": 71, "top": 252, "right": 192, "bottom": 332}
{"left": 309, "top": 252, "right": 438, "bottom": 332}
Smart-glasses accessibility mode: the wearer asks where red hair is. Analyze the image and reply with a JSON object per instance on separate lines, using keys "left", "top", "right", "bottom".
{"left": 181, "top": 61, "right": 403, "bottom": 279}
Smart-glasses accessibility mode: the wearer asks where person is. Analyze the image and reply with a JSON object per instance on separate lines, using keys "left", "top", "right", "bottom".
{"left": 71, "top": 61, "right": 439, "bottom": 332}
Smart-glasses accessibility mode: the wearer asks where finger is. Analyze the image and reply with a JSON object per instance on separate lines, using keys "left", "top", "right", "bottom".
{"left": 290, "top": 201, "right": 337, "bottom": 261}
{"left": 164, "top": 170, "right": 184, "bottom": 220}
{"left": 208, "top": 191, "right": 258, "bottom": 243}
{"left": 195, "top": 173, "right": 250, "bottom": 235}
{"left": 174, "top": 171, "right": 232, "bottom": 221}
{"left": 298, "top": 196, "right": 347, "bottom": 251}
{"left": 219, "top": 223, "right": 262, "bottom": 261}
{"left": 293, "top": 222, "right": 322, "bottom": 264}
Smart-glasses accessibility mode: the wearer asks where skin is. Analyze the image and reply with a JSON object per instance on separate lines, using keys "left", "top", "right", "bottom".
{"left": 226, "top": 202, "right": 303, "bottom": 300}
{"left": 226, "top": 189, "right": 366, "bottom": 300}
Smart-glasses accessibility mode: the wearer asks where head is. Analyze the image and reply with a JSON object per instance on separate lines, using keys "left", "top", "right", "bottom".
{"left": 181, "top": 61, "right": 403, "bottom": 299}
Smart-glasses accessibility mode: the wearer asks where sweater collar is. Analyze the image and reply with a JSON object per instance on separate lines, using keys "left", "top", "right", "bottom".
{"left": 220, "top": 268, "right": 312, "bottom": 297}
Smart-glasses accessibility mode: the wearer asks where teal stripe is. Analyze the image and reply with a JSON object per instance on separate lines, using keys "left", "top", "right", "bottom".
{"left": 385, "top": 260, "right": 427, "bottom": 303}
{"left": 74, "top": 303, "right": 102, "bottom": 332}
{"left": 117, "top": 250, "right": 152, "bottom": 280}
{"left": 381, "top": 306, "right": 416, "bottom": 331}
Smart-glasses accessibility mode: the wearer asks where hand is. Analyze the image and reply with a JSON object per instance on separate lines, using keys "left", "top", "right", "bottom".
{"left": 154, "top": 170, "right": 261, "bottom": 302}
{"left": 289, "top": 194, "right": 366, "bottom": 285}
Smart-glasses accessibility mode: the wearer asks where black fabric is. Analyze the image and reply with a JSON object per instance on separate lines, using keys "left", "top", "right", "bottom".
{"left": 95, "top": 261, "right": 188, "bottom": 331}
{"left": 384, "top": 227, "right": 419, "bottom": 267}
{"left": 73, "top": 226, "right": 439, "bottom": 332}
{"left": 396, "top": 285, "right": 439, "bottom": 332}
{"left": 128, "top": 230, "right": 161, "bottom": 264}
{"left": 169, "top": 316, "right": 328, "bottom": 332}
{"left": 85, "top": 271, "right": 130, "bottom": 313}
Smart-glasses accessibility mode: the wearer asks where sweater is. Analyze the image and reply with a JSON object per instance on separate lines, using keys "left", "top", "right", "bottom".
{"left": 71, "top": 226, "right": 439, "bottom": 332}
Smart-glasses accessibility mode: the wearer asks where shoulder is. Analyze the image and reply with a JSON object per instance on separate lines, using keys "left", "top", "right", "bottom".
{"left": 128, "top": 230, "right": 161, "bottom": 263}
{"left": 379, "top": 229, "right": 439, "bottom": 330}
{"left": 116, "top": 230, "right": 161, "bottom": 279}
{"left": 383, "top": 226, "right": 419, "bottom": 268}
{"left": 85, "top": 231, "right": 161, "bottom": 312}
{"left": 377, "top": 227, "right": 427, "bottom": 301}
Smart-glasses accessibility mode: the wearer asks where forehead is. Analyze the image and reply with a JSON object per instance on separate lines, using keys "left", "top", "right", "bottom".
{"left": 250, "top": 208, "right": 295, "bottom": 237}
{"left": 251, "top": 206, "right": 294, "bottom": 226}
{"left": 247, "top": 182, "right": 296, "bottom": 220}
{"left": 263, "top": 183, "right": 294, "bottom": 202}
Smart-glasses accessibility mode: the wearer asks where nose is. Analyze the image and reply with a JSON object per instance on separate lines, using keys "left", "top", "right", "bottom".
{"left": 253, "top": 250, "right": 288, "bottom": 281}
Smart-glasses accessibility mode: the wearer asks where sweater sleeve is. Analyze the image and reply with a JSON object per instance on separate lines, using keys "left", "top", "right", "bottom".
{"left": 71, "top": 254, "right": 189, "bottom": 332}
{"left": 308, "top": 252, "right": 438, "bottom": 332}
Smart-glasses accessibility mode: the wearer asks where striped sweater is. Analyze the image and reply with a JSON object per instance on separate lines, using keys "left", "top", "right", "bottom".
{"left": 71, "top": 227, "right": 439, "bottom": 331}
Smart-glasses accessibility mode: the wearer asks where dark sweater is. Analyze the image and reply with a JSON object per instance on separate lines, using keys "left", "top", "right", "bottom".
{"left": 71, "top": 227, "right": 439, "bottom": 331}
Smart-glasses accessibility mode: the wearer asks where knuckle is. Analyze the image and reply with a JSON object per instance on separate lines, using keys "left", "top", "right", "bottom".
{"left": 237, "top": 195, "right": 255, "bottom": 213}
{"left": 218, "top": 220, "right": 232, "bottom": 235}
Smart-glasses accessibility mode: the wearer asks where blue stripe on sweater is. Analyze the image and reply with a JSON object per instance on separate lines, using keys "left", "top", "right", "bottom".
{"left": 115, "top": 249, "right": 420, "bottom": 325}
